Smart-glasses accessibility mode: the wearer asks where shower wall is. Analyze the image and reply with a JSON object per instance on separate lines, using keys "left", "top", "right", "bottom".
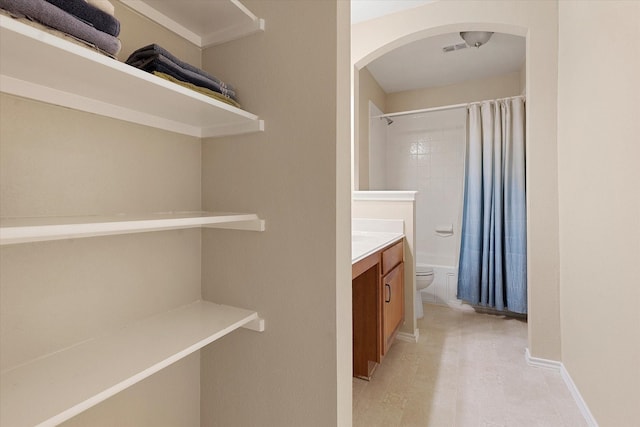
{"left": 369, "top": 108, "right": 466, "bottom": 304}
{"left": 371, "top": 109, "right": 466, "bottom": 265}
{"left": 369, "top": 102, "right": 387, "bottom": 190}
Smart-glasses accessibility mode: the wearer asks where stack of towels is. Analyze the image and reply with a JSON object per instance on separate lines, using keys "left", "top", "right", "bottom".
{"left": 126, "top": 44, "right": 241, "bottom": 108}
{"left": 0, "top": 0, "right": 121, "bottom": 56}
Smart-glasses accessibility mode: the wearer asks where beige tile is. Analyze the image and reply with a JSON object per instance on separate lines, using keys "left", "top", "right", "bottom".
{"left": 455, "top": 397, "right": 507, "bottom": 427}
{"left": 353, "top": 303, "right": 587, "bottom": 427}
{"left": 424, "top": 403, "right": 457, "bottom": 427}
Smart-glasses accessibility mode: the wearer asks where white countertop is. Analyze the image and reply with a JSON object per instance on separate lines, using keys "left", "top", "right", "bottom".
{"left": 352, "top": 231, "right": 404, "bottom": 264}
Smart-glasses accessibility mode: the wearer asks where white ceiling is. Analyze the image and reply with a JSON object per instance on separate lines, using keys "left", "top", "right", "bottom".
{"left": 366, "top": 32, "right": 526, "bottom": 93}
{"left": 351, "top": 0, "right": 436, "bottom": 24}
{"left": 351, "top": 1, "right": 526, "bottom": 94}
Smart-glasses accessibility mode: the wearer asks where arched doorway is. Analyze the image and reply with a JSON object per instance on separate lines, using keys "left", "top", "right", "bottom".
{"left": 352, "top": 0, "right": 562, "bottom": 361}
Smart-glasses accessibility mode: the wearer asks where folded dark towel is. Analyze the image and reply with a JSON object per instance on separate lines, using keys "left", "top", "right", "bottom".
{"left": 45, "top": 0, "right": 120, "bottom": 36}
{"left": 0, "top": 0, "right": 121, "bottom": 55}
{"left": 127, "top": 44, "right": 235, "bottom": 92}
{"left": 152, "top": 71, "right": 241, "bottom": 109}
{"left": 128, "top": 54, "right": 238, "bottom": 102}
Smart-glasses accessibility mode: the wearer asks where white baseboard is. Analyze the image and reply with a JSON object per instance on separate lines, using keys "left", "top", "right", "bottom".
{"left": 525, "top": 349, "right": 598, "bottom": 427}
{"left": 525, "top": 348, "right": 562, "bottom": 371}
{"left": 560, "top": 364, "right": 599, "bottom": 427}
{"left": 396, "top": 329, "right": 419, "bottom": 343}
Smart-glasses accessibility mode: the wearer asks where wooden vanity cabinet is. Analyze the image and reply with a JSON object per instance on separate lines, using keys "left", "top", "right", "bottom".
{"left": 352, "top": 238, "right": 404, "bottom": 380}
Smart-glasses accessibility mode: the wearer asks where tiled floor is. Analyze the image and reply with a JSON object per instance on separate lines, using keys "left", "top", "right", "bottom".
{"left": 353, "top": 304, "right": 588, "bottom": 427}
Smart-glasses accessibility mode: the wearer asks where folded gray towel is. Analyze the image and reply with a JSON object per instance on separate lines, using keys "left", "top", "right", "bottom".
{"left": 128, "top": 55, "right": 238, "bottom": 101}
{"left": 0, "top": 0, "right": 121, "bottom": 55}
{"left": 45, "top": 0, "right": 120, "bottom": 37}
{"left": 127, "top": 44, "right": 235, "bottom": 92}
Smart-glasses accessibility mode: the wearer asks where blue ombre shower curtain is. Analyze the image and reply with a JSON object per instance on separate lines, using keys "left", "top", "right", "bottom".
{"left": 457, "top": 97, "right": 527, "bottom": 313}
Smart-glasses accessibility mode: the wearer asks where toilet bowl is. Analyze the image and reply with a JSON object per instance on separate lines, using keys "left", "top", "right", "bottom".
{"left": 415, "top": 266, "right": 434, "bottom": 319}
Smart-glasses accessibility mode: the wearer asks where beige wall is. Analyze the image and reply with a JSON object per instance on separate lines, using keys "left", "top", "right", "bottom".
{"left": 353, "top": 0, "right": 562, "bottom": 361}
{"left": 386, "top": 70, "right": 521, "bottom": 113}
{"left": 113, "top": 1, "right": 200, "bottom": 66}
{"left": 557, "top": 1, "right": 640, "bottom": 425}
{"left": 199, "top": 1, "right": 349, "bottom": 426}
{"left": 355, "top": 67, "right": 387, "bottom": 190}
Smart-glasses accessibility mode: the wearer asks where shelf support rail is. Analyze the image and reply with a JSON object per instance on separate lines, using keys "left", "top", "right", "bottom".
{"left": 242, "top": 317, "right": 265, "bottom": 332}
{"left": 204, "top": 218, "right": 266, "bottom": 232}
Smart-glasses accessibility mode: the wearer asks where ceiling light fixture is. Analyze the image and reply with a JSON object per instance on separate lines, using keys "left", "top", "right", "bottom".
{"left": 442, "top": 42, "right": 468, "bottom": 53}
{"left": 460, "top": 31, "right": 494, "bottom": 48}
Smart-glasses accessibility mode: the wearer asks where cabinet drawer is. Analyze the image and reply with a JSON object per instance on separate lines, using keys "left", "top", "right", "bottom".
{"left": 381, "top": 240, "right": 403, "bottom": 276}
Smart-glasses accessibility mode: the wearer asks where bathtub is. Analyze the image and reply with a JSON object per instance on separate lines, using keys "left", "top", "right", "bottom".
{"left": 417, "top": 261, "right": 462, "bottom": 308}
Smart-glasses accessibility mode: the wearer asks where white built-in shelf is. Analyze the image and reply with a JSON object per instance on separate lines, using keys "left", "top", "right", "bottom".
{"left": 120, "top": 0, "right": 265, "bottom": 48}
{"left": 0, "top": 300, "right": 265, "bottom": 427}
{"left": 0, "top": 15, "right": 264, "bottom": 138}
{"left": 0, "top": 212, "right": 266, "bottom": 245}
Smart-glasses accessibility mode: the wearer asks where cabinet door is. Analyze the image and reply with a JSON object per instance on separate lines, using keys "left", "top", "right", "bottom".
{"left": 382, "top": 262, "right": 404, "bottom": 355}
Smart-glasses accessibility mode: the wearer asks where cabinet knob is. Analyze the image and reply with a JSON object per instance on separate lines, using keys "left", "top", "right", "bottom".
{"left": 385, "top": 283, "right": 391, "bottom": 303}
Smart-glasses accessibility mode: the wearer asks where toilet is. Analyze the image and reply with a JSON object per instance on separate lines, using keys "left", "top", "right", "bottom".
{"left": 415, "top": 266, "right": 434, "bottom": 319}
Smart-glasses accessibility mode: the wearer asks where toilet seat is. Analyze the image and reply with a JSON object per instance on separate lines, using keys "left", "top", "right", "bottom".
{"left": 416, "top": 267, "right": 433, "bottom": 276}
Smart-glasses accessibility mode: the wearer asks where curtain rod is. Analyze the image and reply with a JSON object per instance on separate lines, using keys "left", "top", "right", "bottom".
{"left": 373, "top": 95, "right": 525, "bottom": 119}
